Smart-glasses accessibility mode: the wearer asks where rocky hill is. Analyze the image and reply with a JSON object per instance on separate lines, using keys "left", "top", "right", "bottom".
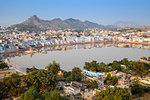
{"left": 10, "top": 15, "right": 104, "bottom": 31}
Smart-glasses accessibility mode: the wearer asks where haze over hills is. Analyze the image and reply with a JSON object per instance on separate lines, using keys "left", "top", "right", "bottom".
{"left": 113, "top": 21, "right": 138, "bottom": 28}
{"left": 10, "top": 15, "right": 140, "bottom": 31}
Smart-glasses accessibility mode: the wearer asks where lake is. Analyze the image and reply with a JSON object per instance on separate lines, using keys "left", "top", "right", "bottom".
{"left": 9, "top": 43, "right": 150, "bottom": 73}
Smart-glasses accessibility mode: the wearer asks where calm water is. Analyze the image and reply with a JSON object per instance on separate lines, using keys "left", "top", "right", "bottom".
{"left": 9, "top": 45, "right": 150, "bottom": 73}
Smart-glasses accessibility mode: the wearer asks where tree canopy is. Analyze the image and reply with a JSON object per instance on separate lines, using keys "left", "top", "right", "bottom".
{"left": 84, "top": 58, "right": 150, "bottom": 76}
{"left": 104, "top": 73, "right": 118, "bottom": 86}
{"left": 84, "top": 60, "right": 106, "bottom": 72}
{"left": 129, "top": 61, "right": 149, "bottom": 76}
{"left": 86, "top": 79, "right": 98, "bottom": 89}
{"left": 130, "top": 83, "right": 144, "bottom": 97}
{"left": 20, "top": 86, "right": 41, "bottom": 100}
{"left": 95, "top": 87, "right": 132, "bottom": 100}
{"left": 0, "top": 74, "right": 25, "bottom": 98}
{"left": 71, "top": 67, "right": 83, "bottom": 82}
{"left": 45, "top": 61, "right": 60, "bottom": 75}
{"left": 63, "top": 71, "right": 72, "bottom": 82}
{"left": 25, "top": 70, "right": 57, "bottom": 92}
{"left": 0, "top": 61, "right": 8, "bottom": 69}
{"left": 21, "top": 87, "right": 67, "bottom": 100}
{"left": 42, "top": 90, "right": 67, "bottom": 100}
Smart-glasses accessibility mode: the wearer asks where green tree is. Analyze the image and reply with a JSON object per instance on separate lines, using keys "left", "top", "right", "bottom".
{"left": 95, "top": 87, "right": 132, "bottom": 100}
{"left": 63, "top": 71, "right": 71, "bottom": 78}
{"left": 105, "top": 64, "right": 110, "bottom": 72}
{"left": 105, "top": 73, "right": 112, "bottom": 80}
{"left": 111, "top": 76, "right": 118, "bottom": 85}
{"left": 25, "top": 70, "right": 57, "bottom": 92}
{"left": 130, "top": 83, "right": 144, "bottom": 97}
{"left": 89, "top": 67, "right": 96, "bottom": 71}
{"left": 20, "top": 87, "right": 41, "bottom": 100}
{"left": 2, "top": 74, "right": 25, "bottom": 98}
{"left": 3, "top": 74, "right": 21, "bottom": 88}
{"left": 97, "top": 62, "right": 105, "bottom": 72}
{"left": 0, "top": 62, "right": 8, "bottom": 69}
{"left": 104, "top": 73, "right": 118, "bottom": 85}
{"left": 63, "top": 71, "right": 72, "bottom": 82}
{"left": 42, "top": 90, "right": 67, "bottom": 100}
{"left": 0, "top": 81, "right": 8, "bottom": 99}
{"left": 129, "top": 61, "right": 148, "bottom": 76}
{"left": 87, "top": 79, "right": 98, "bottom": 89}
{"left": 45, "top": 61, "right": 60, "bottom": 75}
{"left": 71, "top": 67, "right": 83, "bottom": 81}
{"left": 84, "top": 60, "right": 105, "bottom": 72}
{"left": 121, "top": 58, "right": 129, "bottom": 66}
{"left": 111, "top": 60, "right": 122, "bottom": 71}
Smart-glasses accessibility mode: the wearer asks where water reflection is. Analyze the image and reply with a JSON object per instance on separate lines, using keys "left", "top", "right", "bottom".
{"left": 2, "top": 42, "right": 150, "bottom": 58}
{"left": 3, "top": 43, "right": 150, "bottom": 73}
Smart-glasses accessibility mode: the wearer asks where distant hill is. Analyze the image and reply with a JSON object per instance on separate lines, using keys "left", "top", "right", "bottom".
{"left": 10, "top": 15, "right": 144, "bottom": 32}
{"left": 10, "top": 15, "right": 104, "bottom": 31}
{"left": 113, "top": 21, "right": 137, "bottom": 28}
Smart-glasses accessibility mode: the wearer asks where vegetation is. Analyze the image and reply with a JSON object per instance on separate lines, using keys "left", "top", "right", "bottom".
{"left": 45, "top": 61, "right": 60, "bottom": 75}
{"left": 84, "top": 60, "right": 105, "bottom": 72}
{"left": 86, "top": 79, "right": 98, "bottom": 88}
{"left": 1, "top": 59, "right": 150, "bottom": 99}
{"left": 20, "top": 86, "right": 41, "bottom": 100}
{"left": 129, "top": 61, "right": 149, "bottom": 76}
{"left": 0, "top": 74, "right": 25, "bottom": 99}
{"left": 0, "top": 81, "right": 6, "bottom": 99}
{"left": 130, "top": 83, "right": 150, "bottom": 98}
{"left": 130, "top": 83, "right": 144, "bottom": 97}
{"left": 63, "top": 71, "right": 71, "bottom": 78}
{"left": 71, "top": 67, "right": 83, "bottom": 82}
{"left": 20, "top": 87, "right": 67, "bottom": 100}
{"left": 95, "top": 87, "right": 132, "bottom": 100}
{"left": 42, "top": 90, "right": 67, "bottom": 100}
{"left": 104, "top": 73, "right": 118, "bottom": 85}
{"left": 0, "top": 60, "right": 8, "bottom": 69}
{"left": 25, "top": 70, "right": 57, "bottom": 92}
{"left": 11, "top": 24, "right": 43, "bottom": 32}
{"left": 0, "top": 68, "right": 64, "bottom": 99}
{"left": 84, "top": 58, "right": 150, "bottom": 76}
{"left": 63, "top": 67, "right": 83, "bottom": 82}
{"left": 63, "top": 71, "right": 72, "bottom": 82}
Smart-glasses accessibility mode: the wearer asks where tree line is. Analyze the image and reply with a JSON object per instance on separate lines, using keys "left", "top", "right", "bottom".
{"left": 0, "top": 61, "right": 84, "bottom": 100}
{"left": 0, "top": 61, "right": 68, "bottom": 100}
{"left": 84, "top": 58, "right": 150, "bottom": 76}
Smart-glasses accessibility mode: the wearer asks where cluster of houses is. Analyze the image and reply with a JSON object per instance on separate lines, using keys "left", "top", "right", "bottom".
{"left": 21, "top": 64, "right": 134, "bottom": 100}
{"left": 0, "top": 27, "right": 150, "bottom": 54}
{"left": 58, "top": 63, "right": 150, "bottom": 99}
{"left": 56, "top": 69, "right": 138, "bottom": 99}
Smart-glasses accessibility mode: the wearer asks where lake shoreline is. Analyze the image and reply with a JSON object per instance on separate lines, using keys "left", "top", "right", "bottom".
{"left": 1, "top": 40, "right": 150, "bottom": 56}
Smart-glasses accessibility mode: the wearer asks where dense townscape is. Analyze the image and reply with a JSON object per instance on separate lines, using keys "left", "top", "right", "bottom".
{"left": 0, "top": 23, "right": 150, "bottom": 100}
{"left": 0, "top": 23, "right": 150, "bottom": 54}
{"left": 1, "top": 0, "right": 150, "bottom": 99}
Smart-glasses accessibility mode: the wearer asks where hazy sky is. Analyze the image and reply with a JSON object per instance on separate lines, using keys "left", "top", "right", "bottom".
{"left": 0, "top": 0, "right": 150, "bottom": 26}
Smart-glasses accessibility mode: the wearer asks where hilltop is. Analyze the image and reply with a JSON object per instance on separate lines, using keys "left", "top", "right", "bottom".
{"left": 10, "top": 15, "right": 104, "bottom": 31}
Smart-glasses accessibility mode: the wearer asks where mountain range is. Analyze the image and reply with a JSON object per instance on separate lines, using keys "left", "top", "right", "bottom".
{"left": 10, "top": 15, "right": 138, "bottom": 31}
